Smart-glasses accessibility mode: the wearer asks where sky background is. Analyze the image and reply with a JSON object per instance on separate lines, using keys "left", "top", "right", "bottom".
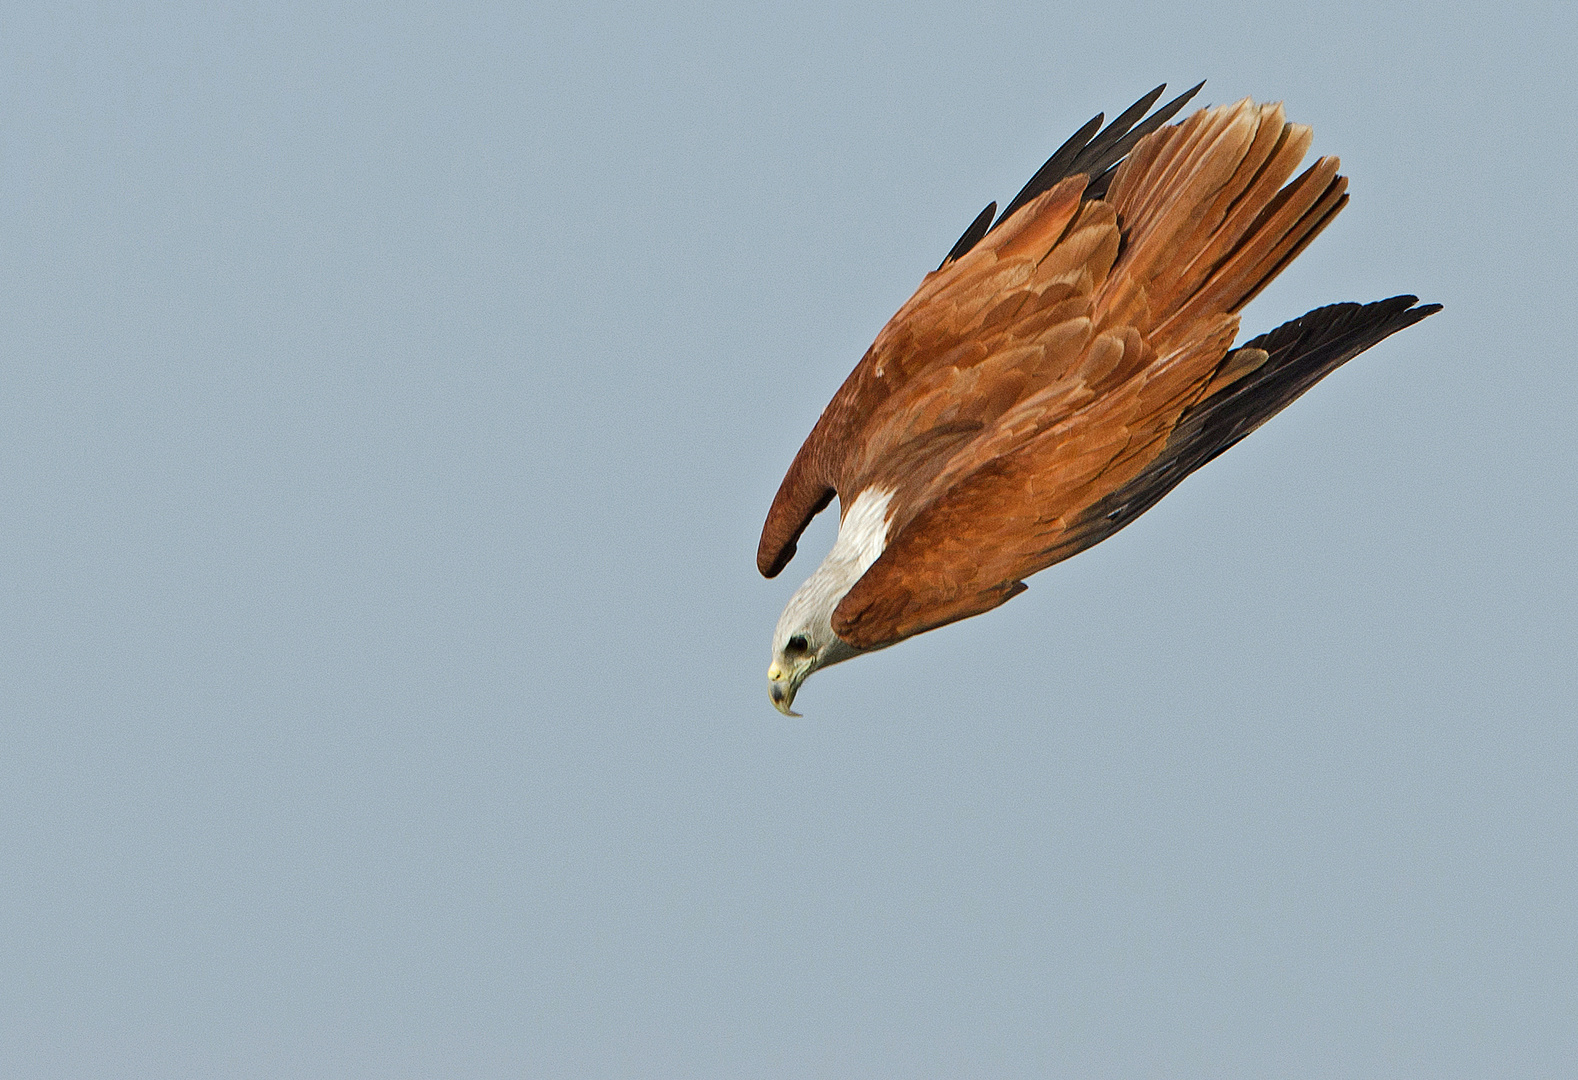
{"left": 2, "top": 2, "right": 1575, "bottom": 1077}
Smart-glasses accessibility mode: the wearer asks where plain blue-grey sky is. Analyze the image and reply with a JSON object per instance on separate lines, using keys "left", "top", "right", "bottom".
{"left": 2, "top": 2, "right": 1574, "bottom": 1076}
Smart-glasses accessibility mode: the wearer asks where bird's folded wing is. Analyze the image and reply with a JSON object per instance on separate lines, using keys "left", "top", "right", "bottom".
{"left": 830, "top": 315, "right": 1241, "bottom": 649}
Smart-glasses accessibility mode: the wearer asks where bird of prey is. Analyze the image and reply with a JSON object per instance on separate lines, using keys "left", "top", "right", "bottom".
{"left": 759, "top": 83, "right": 1439, "bottom": 715}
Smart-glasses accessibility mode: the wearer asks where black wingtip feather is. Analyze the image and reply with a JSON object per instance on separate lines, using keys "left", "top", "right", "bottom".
{"left": 943, "top": 82, "right": 1208, "bottom": 265}
{"left": 992, "top": 112, "right": 1106, "bottom": 229}
{"left": 1070, "top": 83, "right": 1169, "bottom": 173}
{"left": 1005, "top": 81, "right": 1207, "bottom": 227}
{"left": 1076, "top": 80, "right": 1205, "bottom": 195}
{"left": 939, "top": 202, "right": 997, "bottom": 269}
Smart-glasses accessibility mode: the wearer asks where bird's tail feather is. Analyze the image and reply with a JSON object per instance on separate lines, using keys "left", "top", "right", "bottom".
{"left": 1097, "top": 99, "right": 1349, "bottom": 354}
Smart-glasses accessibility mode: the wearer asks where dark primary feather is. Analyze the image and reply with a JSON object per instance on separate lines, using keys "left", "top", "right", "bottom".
{"left": 938, "top": 201, "right": 996, "bottom": 270}
{"left": 1070, "top": 296, "right": 1442, "bottom": 549}
{"left": 997, "top": 82, "right": 1191, "bottom": 221}
{"left": 992, "top": 112, "right": 1107, "bottom": 228}
{"left": 938, "top": 82, "right": 1208, "bottom": 269}
{"left": 1078, "top": 81, "right": 1205, "bottom": 200}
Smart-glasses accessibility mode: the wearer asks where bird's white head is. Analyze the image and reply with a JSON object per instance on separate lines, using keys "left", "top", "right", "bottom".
{"left": 766, "top": 487, "right": 893, "bottom": 715}
{"left": 768, "top": 586, "right": 858, "bottom": 716}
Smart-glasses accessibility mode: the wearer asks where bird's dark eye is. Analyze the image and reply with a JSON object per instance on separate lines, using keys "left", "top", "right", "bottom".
{"left": 785, "top": 635, "right": 809, "bottom": 655}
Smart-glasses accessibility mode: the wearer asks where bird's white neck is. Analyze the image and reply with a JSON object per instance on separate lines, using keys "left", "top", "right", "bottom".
{"left": 777, "top": 487, "right": 894, "bottom": 642}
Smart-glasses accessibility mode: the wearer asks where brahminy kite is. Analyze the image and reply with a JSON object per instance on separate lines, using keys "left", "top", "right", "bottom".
{"left": 759, "top": 83, "right": 1438, "bottom": 715}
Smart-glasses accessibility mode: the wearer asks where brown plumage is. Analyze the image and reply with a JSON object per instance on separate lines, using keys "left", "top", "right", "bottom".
{"left": 760, "top": 84, "right": 1438, "bottom": 714}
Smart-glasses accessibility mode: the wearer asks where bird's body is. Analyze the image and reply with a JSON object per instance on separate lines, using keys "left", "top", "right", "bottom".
{"left": 761, "top": 84, "right": 1439, "bottom": 715}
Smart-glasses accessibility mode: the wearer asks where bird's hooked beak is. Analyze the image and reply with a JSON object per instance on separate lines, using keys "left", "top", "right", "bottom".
{"left": 767, "top": 663, "right": 802, "bottom": 717}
